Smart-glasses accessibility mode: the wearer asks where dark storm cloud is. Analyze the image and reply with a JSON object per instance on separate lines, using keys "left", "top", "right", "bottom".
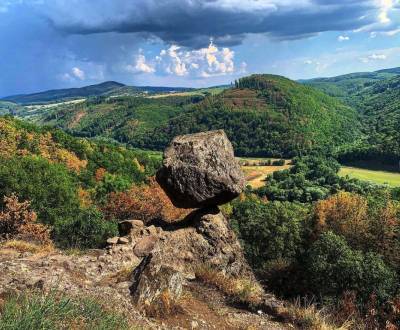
{"left": 35, "top": 0, "right": 381, "bottom": 47}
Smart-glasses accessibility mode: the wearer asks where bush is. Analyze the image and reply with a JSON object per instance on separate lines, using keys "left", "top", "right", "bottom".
{"left": 102, "top": 178, "right": 190, "bottom": 224}
{"left": 306, "top": 232, "right": 397, "bottom": 303}
{"left": 53, "top": 207, "right": 117, "bottom": 249}
{"left": 0, "top": 194, "right": 51, "bottom": 245}
{"left": 0, "top": 156, "right": 80, "bottom": 227}
{"left": 272, "top": 159, "right": 285, "bottom": 166}
{"left": 231, "top": 197, "right": 310, "bottom": 269}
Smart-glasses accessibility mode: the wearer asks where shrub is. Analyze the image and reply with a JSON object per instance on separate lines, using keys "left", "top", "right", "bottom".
{"left": 53, "top": 207, "right": 117, "bottom": 249}
{"left": 103, "top": 178, "right": 190, "bottom": 224}
{"left": 272, "top": 159, "right": 285, "bottom": 166}
{"left": 306, "top": 232, "right": 397, "bottom": 304}
{"left": 313, "top": 192, "right": 400, "bottom": 270}
{"left": 230, "top": 197, "right": 309, "bottom": 269}
{"left": 313, "top": 192, "right": 369, "bottom": 248}
{"left": 0, "top": 194, "right": 51, "bottom": 245}
{"left": 0, "top": 156, "right": 80, "bottom": 227}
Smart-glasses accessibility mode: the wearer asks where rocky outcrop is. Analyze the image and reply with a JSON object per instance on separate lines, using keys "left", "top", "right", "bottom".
{"left": 156, "top": 130, "right": 246, "bottom": 209}
{"left": 130, "top": 253, "right": 183, "bottom": 312}
{"left": 128, "top": 130, "right": 283, "bottom": 322}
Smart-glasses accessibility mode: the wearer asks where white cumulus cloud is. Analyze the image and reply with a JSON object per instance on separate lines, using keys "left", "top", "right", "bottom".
{"left": 360, "top": 53, "right": 387, "bottom": 63}
{"left": 338, "top": 35, "right": 350, "bottom": 41}
{"left": 156, "top": 41, "right": 237, "bottom": 78}
{"left": 72, "top": 67, "right": 85, "bottom": 80}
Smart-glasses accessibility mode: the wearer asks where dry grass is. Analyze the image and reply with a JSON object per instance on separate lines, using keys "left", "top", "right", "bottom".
{"left": 99, "top": 263, "right": 137, "bottom": 286}
{"left": 279, "top": 300, "right": 353, "bottom": 330}
{"left": 241, "top": 164, "right": 291, "bottom": 188}
{"left": 194, "top": 264, "right": 264, "bottom": 308}
{"left": 1, "top": 239, "right": 54, "bottom": 254}
{"left": 144, "top": 289, "right": 182, "bottom": 318}
{"left": 194, "top": 264, "right": 353, "bottom": 330}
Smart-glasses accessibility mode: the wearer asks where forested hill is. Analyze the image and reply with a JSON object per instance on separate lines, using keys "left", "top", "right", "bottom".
{"left": 142, "top": 74, "right": 361, "bottom": 157}
{"left": 1, "top": 81, "right": 194, "bottom": 105}
{"left": 348, "top": 75, "right": 400, "bottom": 160}
{"left": 302, "top": 68, "right": 400, "bottom": 163}
{"left": 301, "top": 66, "right": 400, "bottom": 102}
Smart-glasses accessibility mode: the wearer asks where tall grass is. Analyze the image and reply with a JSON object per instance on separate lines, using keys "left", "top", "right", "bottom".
{"left": 0, "top": 291, "right": 130, "bottom": 330}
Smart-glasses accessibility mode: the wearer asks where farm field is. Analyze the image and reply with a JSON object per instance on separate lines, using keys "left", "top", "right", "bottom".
{"left": 339, "top": 166, "right": 400, "bottom": 187}
{"left": 240, "top": 158, "right": 291, "bottom": 188}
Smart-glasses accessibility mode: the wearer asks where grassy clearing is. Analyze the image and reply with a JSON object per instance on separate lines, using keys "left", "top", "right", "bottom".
{"left": 0, "top": 291, "right": 130, "bottom": 330}
{"left": 339, "top": 166, "right": 400, "bottom": 187}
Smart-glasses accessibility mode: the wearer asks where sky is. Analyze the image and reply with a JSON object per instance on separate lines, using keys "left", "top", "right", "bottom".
{"left": 0, "top": 0, "right": 400, "bottom": 97}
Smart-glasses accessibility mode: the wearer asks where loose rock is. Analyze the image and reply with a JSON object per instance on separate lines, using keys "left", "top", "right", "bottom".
{"left": 133, "top": 236, "right": 158, "bottom": 257}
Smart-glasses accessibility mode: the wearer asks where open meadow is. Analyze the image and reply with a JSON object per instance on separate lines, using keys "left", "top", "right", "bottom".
{"left": 339, "top": 166, "right": 400, "bottom": 187}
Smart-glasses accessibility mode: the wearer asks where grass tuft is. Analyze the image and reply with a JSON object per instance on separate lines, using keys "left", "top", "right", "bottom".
{"left": 1, "top": 240, "right": 54, "bottom": 254}
{"left": 0, "top": 290, "right": 131, "bottom": 330}
{"left": 194, "top": 264, "right": 264, "bottom": 308}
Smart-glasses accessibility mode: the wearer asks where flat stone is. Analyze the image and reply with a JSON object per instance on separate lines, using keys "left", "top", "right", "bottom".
{"left": 107, "top": 237, "right": 119, "bottom": 245}
{"left": 118, "top": 237, "right": 130, "bottom": 244}
{"left": 130, "top": 253, "right": 183, "bottom": 311}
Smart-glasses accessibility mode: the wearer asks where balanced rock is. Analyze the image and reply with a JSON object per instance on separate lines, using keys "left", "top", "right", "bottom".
{"left": 156, "top": 130, "right": 246, "bottom": 209}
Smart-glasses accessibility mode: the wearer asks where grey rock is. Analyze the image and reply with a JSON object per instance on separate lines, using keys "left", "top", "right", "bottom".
{"left": 130, "top": 253, "right": 183, "bottom": 309}
{"left": 156, "top": 130, "right": 245, "bottom": 209}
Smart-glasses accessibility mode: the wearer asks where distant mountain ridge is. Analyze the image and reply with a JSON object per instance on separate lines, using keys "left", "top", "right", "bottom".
{"left": 2, "top": 81, "right": 195, "bottom": 105}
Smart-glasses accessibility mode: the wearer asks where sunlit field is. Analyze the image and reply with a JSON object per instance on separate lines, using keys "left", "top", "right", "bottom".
{"left": 339, "top": 166, "right": 400, "bottom": 187}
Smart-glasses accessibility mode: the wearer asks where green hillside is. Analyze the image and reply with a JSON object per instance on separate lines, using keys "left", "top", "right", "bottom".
{"left": 304, "top": 68, "right": 400, "bottom": 163}
{"left": 352, "top": 76, "right": 400, "bottom": 159}
{"left": 302, "top": 67, "right": 399, "bottom": 103}
{"left": 142, "top": 74, "right": 361, "bottom": 157}
{"left": 30, "top": 74, "right": 361, "bottom": 157}
{"left": 37, "top": 95, "right": 203, "bottom": 145}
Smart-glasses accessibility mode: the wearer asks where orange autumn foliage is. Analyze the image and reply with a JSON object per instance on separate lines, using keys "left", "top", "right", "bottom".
{"left": 314, "top": 192, "right": 400, "bottom": 266}
{"left": 0, "top": 194, "right": 51, "bottom": 245}
{"left": 103, "top": 178, "right": 190, "bottom": 224}
{"left": 95, "top": 168, "right": 107, "bottom": 182}
{"left": 314, "top": 192, "right": 369, "bottom": 247}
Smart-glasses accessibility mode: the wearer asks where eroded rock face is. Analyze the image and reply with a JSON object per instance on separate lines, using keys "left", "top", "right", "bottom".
{"left": 156, "top": 130, "right": 246, "bottom": 209}
{"left": 130, "top": 253, "right": 183, "bottom": 311}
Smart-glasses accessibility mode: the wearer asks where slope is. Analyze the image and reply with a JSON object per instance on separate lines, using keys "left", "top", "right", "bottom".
{"left": 142, "top": 74, "right": 361, "bottom": 157}
{"left": 301, "top": 66, "right": 400, "bottom": 103}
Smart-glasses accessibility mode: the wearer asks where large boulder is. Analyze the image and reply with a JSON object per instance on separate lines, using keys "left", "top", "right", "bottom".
{"left": 156, "top": 130, "right": 246, "bottom": 209}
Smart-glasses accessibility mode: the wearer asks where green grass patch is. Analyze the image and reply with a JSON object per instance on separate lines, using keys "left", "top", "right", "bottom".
{"left": 0, "top": 291, "right": 130, "bottom": 330}
{"left": 339, "top": 166, "right": 400, "bottom": 187}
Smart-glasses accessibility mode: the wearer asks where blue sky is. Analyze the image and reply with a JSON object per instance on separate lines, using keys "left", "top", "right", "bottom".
{"left": 0, "top": 0, "right": 399, "bottom": 96}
